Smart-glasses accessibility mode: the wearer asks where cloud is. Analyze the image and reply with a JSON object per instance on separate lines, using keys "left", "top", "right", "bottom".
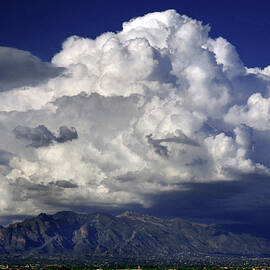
{"left": 13, "top": 125, "right": 56, "bottom": 148}
{"left": 145, "top": 174, "right": 270, "bottom": 227}
{"left": 0, "top": 150, "right": 13, "bottom": 166}
{"left": 0, "top": 47, "right": 64, "bottom": 92}
{"left": 53, "top": 180, "right": 78, "bottom": 189}
{"left": 146, "top": 133, "right": 199, "bottom": 157}
{"left": 0, "top": 10, "right": 270, "bottom": 223}
{"left": 13, "top": 125, "right": 78, "bottom": 148}
{"left": 225, "top": 93, "right": 270, "bottom": 130}
{"left": 56, "top": 126, "right": 78, "bottom": 143}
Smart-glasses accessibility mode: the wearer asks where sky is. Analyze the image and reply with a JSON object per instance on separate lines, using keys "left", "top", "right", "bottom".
{"left": 1, "top": 0, "right": 270, "bottom": 226}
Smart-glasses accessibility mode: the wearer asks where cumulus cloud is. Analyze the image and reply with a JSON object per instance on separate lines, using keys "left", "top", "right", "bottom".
{"left": 1, "top": 10, "right": 270, "bottom": 221}
{"left": 225, "top": 93, "right": 270, "bottom": 130}
{"left": 0, "top": 47, "right": 64, "bottom": 92}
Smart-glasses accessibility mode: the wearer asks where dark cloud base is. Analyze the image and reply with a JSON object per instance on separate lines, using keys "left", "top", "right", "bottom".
{"left": 143, "top": 174, "right": 270, "bottom": 227}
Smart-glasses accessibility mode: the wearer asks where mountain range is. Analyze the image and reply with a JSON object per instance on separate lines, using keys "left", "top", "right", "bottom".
{"left": 0, "top": 211, "right": 269, "bottom": 261}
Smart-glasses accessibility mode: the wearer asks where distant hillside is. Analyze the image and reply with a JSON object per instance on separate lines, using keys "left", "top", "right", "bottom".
{"left": 0, "top": 211, "right": 270, "bottom": 260}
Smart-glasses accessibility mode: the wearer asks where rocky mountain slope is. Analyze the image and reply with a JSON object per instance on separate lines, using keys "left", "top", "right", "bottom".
{"left": 0, "top": 211, "right": 269, "bottom": 258}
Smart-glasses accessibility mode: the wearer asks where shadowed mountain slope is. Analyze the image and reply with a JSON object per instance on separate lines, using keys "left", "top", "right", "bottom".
{"left": 0, "top": 211, "right": 269, "bottom": 258}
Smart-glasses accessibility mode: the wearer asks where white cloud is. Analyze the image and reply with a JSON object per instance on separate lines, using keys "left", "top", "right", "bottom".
{"left": 225, "top": 93, "right": 270, "bottom": 130}
{"left": 0, "top": 10, "right": 270, "bottom": 216}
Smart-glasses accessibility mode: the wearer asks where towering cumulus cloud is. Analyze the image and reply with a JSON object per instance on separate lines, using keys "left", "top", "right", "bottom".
{"left": 1, "top": 10, "right": 270, "bottom": 222}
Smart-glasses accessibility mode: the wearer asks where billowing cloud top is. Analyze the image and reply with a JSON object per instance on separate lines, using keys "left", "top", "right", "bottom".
{"left": 1, "top": 10, "right": 270, "bottom": 221}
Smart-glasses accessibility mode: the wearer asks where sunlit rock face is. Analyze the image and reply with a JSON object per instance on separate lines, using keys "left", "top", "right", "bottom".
{"left": 0, "top": 10, "right": 270, "bottom": 219}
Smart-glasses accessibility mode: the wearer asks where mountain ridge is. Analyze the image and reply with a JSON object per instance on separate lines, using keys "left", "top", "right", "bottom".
{"left": 0, "top": 211, "right": 269, "bottom": 260}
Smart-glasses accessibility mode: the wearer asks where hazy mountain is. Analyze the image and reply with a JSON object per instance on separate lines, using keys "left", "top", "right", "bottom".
{"left": 0, "top": 211, "right": 269, "bottom": 259}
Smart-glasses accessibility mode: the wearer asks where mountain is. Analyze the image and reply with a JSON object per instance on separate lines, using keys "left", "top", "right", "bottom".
{"left": 0, "top": 211, "right": 270, "bottom": 260}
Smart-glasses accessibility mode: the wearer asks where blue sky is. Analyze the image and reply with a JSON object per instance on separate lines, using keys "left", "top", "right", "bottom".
{"left": 1, "top": 0, "right": 270, "bottom": 67}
